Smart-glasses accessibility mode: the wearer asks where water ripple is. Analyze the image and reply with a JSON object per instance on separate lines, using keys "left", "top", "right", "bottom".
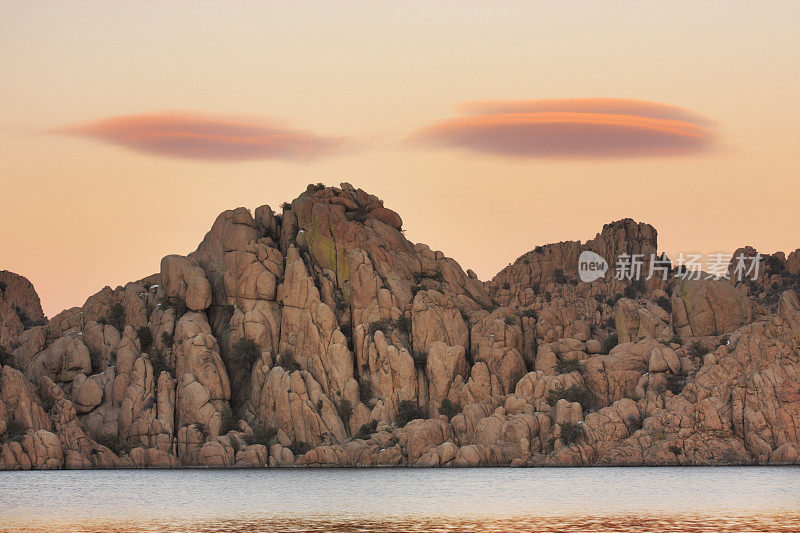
{"left": 3, "top": 513, "right": 800, "bottom": 533}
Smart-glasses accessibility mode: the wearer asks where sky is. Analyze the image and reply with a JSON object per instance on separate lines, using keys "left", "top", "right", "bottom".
{"left": 1, "top": 1, "right": 799, "bottom": 318}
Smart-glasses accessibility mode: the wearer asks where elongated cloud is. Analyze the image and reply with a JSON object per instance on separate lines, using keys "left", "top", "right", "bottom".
{"left": 412, "top": 98, "right": 715, "bottom": 158}
{"left": 57, "top": 112, "right": 346, "bottom": 161}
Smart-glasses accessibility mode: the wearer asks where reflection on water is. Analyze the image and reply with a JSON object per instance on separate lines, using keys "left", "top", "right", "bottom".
{"left": 3, "top": 514, "right": 800, "bottom": 533}
{"left": 1, "top": 467, "right": 798, "bottom": 532}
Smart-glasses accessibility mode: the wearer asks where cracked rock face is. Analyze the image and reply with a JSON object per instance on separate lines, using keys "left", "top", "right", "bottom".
{"left": 671, "top": 277, "right": 756, "bottom": 337}
{"left": 2, "top": 183, "right": 800, "bottom": 468}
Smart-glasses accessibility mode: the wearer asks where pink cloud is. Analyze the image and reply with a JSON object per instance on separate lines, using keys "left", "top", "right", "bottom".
{"left": 412, "top": 98, "right": 716, "bottom": 158}
{"left": 56, "top": 112, "right": 346, "bottom": 161}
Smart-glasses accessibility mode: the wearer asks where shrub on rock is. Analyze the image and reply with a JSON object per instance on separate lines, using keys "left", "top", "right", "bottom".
{"left": 232, "top": 338, "right": 262, "bottom": 365}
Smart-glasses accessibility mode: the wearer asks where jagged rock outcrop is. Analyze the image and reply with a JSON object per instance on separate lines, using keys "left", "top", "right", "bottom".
{"left": 615, "top": 298, "right": 671, "bottom": 343}
{"left": 425, "top": 341, "right": 468, "bottom": 417}
{"left": 0, "top": 271, "right": 46, "bottom": 352}
{"left": 489, "top": 218, "right": 659, "bottom": 308}
{"left": 248, "top": 363, "right": 347, "bottom": 449}
{"left": 2, "top": 183, "right": 799, "bottom": 469}
{"left": 277, "top": 246, "right": 355, "bottom": 406}
{"left": 173, "top": 312, "right": 231, "bottom": 442}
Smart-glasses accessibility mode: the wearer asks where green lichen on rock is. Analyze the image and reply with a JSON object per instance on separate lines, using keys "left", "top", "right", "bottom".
{"left": 305, "top": 210, "right": 353, "bottom": 303}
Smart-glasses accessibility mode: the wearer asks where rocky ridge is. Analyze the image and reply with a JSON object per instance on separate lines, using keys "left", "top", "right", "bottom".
{"left": 1, "top": 182, "right": 799, "bottom": 469}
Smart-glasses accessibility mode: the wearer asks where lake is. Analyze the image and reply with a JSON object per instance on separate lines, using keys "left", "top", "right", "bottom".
{"left": 0, "top": 467, "right": 798, "bottom": 532}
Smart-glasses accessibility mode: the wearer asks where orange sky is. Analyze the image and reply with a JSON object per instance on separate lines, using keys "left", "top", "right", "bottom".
{"left": 1, "top": 1, "right": 799, "bottom": 318}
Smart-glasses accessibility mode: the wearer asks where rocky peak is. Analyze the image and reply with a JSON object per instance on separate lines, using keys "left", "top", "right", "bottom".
{"left": 591, "top": 218, "right": 658, "bottom": 271}
{"left": 488, "top": 218, "right": 659, "bottom": 308}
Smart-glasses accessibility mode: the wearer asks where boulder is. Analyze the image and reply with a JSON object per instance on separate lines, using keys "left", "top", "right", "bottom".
{"left": 160, "top": 255, "right": 212, "bottom": 312}
{"left": 400, "top": 418, "right": 453, "bottom": 464}
{"left": 671, "top": 278, "right": 754, "bottom": 337}
{"left": 648, "top": 345, "right": 680, "bottom": 374}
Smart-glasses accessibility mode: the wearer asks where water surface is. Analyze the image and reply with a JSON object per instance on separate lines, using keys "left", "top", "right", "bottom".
{"left": 1, "top": 467, "right": 798, "bottom": 532}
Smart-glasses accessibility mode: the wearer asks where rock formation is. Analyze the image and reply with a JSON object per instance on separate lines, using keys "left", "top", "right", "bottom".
{"left": 2, "top": 183, "right": 799, "bottom": 468}
{"left": 0, "top": 271, "right": 46, "bottom": 353}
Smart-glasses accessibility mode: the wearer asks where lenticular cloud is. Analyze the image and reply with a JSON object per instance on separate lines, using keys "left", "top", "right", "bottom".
{"left": 57, "top": 112, "right": 345, "bottom": 161}
{"left": 412, "top": 98, "right": 715, "bottom": 158}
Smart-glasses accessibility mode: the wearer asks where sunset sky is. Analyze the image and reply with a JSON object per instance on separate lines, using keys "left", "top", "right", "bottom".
{"left": 1, "top": 1, "right": 799, "bottom": 318}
